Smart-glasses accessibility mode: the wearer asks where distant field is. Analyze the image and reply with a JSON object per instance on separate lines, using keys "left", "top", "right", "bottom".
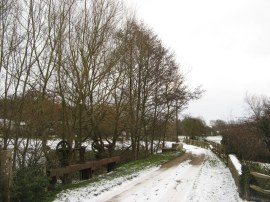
{"left": 204, "top": 135, "right": 222, "bottom": 144}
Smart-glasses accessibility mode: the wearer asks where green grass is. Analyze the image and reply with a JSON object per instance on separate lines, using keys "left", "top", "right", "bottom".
{"left": 43, "top": 151, "right": 183, "bottom": 202}
{"left": 208, "top": 159, "right": 218, "bottom": 167}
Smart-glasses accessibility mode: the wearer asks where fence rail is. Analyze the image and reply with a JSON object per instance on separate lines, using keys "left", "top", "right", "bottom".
{"left": 183, "top": 138, "right": 209, "bottom": 149}
{"left": 183, "top": 138, "right": 228, "bottom": 163}
{"left": 250, "top": 171, "right": 270, "bottom": 180}
{"left": 47, "top": 156, "right": 120, "bottom": 184}
{"left": 249, "top": 171, "right": 270, "bottom": 198}
{"left": 227, "top": 155, "right": 241, "bottom": 192}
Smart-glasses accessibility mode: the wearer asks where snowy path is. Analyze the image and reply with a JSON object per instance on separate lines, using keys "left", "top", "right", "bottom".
{"left": 98, "top": 153, "right": 204, "bottom": 202}
{"left": 55, "top": 145, "right": 244, "bottom": 202}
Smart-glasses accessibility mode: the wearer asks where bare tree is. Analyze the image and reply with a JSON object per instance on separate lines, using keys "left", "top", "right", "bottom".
{"left": 245, "top": 94, "right": 270, "bottom": 150}
{"left": 52, "top": 0, "right": 124, "bottom": 159}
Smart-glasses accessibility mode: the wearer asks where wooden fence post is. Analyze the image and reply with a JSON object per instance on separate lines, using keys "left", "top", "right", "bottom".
{"left": 0, "top": 150, "right": 13, "bottom": 202}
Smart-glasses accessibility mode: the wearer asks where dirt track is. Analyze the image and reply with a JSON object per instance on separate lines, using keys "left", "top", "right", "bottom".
{"left": 160, "top": 153, "right": 191, "bottom": 169}
{"left": 98, "top": 152, "right": 205, "bottom": 202}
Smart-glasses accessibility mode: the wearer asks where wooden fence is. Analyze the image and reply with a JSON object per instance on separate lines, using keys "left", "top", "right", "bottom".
{"left": 248, "top": 171, "right": 270, "bottom": 200}
{"left": 183, "top": 137, "right": 270, "bottom": 201}
{"left": 208, "top": 142, "right": 227, "bottom": 163}
{"left": 225, "top": 155, "right": 270, "bottom": 201}
{"left": 227, "top": 155, "right": 241, "bottom": 192}
{"left": 183, "top": 138, "right": 209, "bottom": 149}
{"left": 47, "top": 156, "right": 120, "bottom": 184}
{"left": 183, "top": 138, "right": 227, "bottom": 163}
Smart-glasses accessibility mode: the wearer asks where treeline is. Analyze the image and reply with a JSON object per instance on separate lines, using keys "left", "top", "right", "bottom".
{"left": 180, "top": 116, "right": 213, "bottom": 137}
{"left": 0, "top": 0, "right": 201, "bottom": 168}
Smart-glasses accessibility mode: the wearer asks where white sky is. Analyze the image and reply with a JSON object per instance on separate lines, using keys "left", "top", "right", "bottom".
{"left": 125, "top": 0, "right": 270, "bottom": 124}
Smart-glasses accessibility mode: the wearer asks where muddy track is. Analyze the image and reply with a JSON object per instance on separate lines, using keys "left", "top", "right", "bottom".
{"left": 100, "top": 153, "right": 206, "bottom": 202}
{"left": 160, "top": 153, "right": 191, "bottom": 169}
{"left": 190, "top": 153, "right": 205, "bottom": 165}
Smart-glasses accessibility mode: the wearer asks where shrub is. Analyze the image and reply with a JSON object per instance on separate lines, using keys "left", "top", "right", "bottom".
{"left": 222, "top": 122, "right": 270, "bottom": 162}
{"left": 11, "top": 164, "right": 49, "bottom": 202}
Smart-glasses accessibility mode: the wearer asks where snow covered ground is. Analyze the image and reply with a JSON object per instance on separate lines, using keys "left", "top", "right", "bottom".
{"left": 54, "top": 144, "right": 244, "bottom": 202}
{"left": 204, "top": 135, "right": 222, "bottom": 144}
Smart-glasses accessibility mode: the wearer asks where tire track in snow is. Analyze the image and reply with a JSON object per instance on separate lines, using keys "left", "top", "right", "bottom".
{"left": 96, "top": 153, "right": 191, "bottom": 202}
{"left": 186, "top": 150, "right": 243, "bottom": 202}
{"left": 159, "top": 154, "right": 205, "bottom": 202}
{"left": 100, "top": 153, "right": 205, "bottom": 202}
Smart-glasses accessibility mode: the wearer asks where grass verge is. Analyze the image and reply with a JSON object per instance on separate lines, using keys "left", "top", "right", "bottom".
{"left": 44, "top": 151, "right": 183, "bottom": 202}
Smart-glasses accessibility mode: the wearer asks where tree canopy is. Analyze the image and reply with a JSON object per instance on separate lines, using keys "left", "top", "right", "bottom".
{"left": 0, "top": 0, "right": 203, "bottom": 169}
{"left": 181, "top": 116, "right": 208, "bottom": 137}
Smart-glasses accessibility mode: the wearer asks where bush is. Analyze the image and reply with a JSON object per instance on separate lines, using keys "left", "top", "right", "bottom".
{"left": 11, "top": 164, "right": 49, "bottom": 202}
{"left": 222, "top": 122, "right": 270, "bottom": 162}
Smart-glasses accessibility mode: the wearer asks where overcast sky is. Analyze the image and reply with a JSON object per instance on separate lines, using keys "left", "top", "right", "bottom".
{"left": 126, "top": 0, "right": 270, "bottom": 124}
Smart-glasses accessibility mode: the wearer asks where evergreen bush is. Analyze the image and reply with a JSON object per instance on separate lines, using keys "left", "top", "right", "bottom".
{"left": 11, "top": 164, "right": 49, "bottom": 202}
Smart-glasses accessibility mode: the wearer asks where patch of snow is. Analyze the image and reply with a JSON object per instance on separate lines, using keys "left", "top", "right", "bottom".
{"left": 246, "top": 161, "right": 270, "bottom": 171}
{"left": 158, "top": 158, "right": 203, "bottom": 202}
{"left": 205, "top": 135, "right": 222, "bottom": 144}
{"left": 178, "top": 136, "right": 188, "bottom": 141}
{"left": 257, "top": 162, "right": 270, "bottom": 171}
{"left": 54, "top": 167, "right": 159, "bottom": 202}
{"left": 54, "top": 145, "right": 244, "bottom": 202}
{"left": 183, "top": 143, "right": 206, "bottom": 156}
{"left": 229, "top": 154, "right": 242, "bottom": 175}
{"left": 187, "top": 150, "right": 243, "bottom": 202}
